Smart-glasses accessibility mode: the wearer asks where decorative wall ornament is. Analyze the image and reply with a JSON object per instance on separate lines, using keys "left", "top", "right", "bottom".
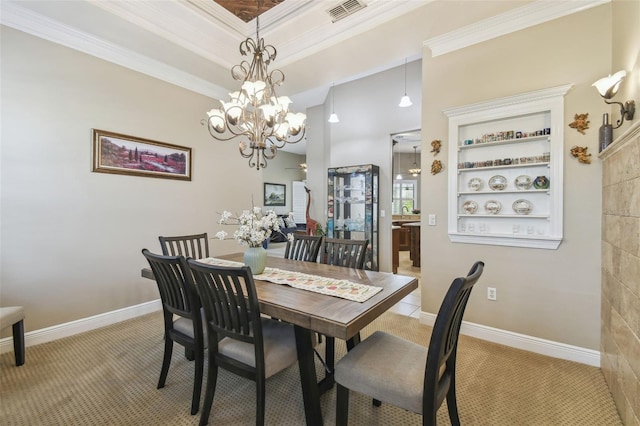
{"left": 431, "top": 159, "right": 443, "bottom": 175}
{"left": 568, "top": 113, "right": 590, "bottom": 135}
{"left": 430, "top": 139, "right": 441, "bottom": 155}
{"left": 570, "top": 145, "right": 592, "bottom": 164}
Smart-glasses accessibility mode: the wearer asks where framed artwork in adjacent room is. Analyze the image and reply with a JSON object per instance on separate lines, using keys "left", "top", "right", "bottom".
{"left": 264, "top": 183, "right": 286, "bottom": 206}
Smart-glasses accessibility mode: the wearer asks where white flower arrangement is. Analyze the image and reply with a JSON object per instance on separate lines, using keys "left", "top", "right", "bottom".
{"left": 215, "top": 207, "right": 294, "bottom": 248}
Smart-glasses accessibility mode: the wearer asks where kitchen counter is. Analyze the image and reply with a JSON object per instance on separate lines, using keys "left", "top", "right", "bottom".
{"left": 391, "top": 215, "right": 421, "bottom": 222}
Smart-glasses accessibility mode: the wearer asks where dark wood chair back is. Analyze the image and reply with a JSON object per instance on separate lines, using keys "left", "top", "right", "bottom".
{"left": 321, "top": 238, "right": 368, "bottom": 270}
{"left": 423, "top": 260, "right": 484, "bottom": 423}
{"left": 141, "top": 249, "right": 204, "bottom": 415}
{"left": 159, "top": 233, "right": 209, "bottom": 259}
{"left": 188, "top": 261, "right": 262, "bottom": 349}
{"left": 284, "top": 234, "right": 323, "bottom": 262}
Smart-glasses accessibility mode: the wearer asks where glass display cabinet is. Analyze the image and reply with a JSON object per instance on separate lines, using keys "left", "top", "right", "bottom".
{"left": 327, "top": 164, "right": 379, "bottom": 270}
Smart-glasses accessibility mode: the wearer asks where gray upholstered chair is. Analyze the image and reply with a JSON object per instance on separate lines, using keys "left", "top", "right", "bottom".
{"left": 187, "top": 259, "right": 300, "bottom": 426}
{"left": 0, "top": 306, "right": 25, "bottom": 366}
{"left": 159, "top": 233, "right": 209, "bottom": 259}
{"left": 335, "top": 261, "right": 485, "bottom": 426}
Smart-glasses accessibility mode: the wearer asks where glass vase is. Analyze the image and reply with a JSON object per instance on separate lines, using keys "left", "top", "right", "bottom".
{"left": 243, "top": 246, "right": 267, "bottom": 274}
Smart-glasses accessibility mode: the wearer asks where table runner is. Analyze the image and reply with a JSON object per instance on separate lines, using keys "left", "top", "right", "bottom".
{"left": 196, "top": 257, "right": 382, "bottom": 303}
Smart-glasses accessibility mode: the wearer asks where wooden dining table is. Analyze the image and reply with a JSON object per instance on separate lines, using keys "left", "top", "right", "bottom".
{"left": 141, "top": 252, "right": 418, "bottom": 426}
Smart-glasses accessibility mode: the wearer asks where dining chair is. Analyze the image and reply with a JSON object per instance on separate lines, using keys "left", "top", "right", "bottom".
{"left": 284, "top": 234, "right": 323, "bottom": 262}
{"left": 0, "top": 306, "right": 25, "bottom": 366}
{"left": 334, "top": 261, "right": 485, "bottom": 426}
{"left": 159, "top": 233, "right": 210, "bottom": 259}
{"left": 141, "top": 249, "right": 206, "bottom": 416}
{"left": 187, "top": 259, "right": 300, "bottom": 426}
{"left": 320, "top": 238, "right": 368, "bottom": 269}
{"left": 317, "top": 238, "right": 369, "bottom": 389}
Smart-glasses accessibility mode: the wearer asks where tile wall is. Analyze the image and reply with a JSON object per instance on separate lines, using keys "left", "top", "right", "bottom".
{"left": 600, "top": 124, "right": 640, "bottom": 426}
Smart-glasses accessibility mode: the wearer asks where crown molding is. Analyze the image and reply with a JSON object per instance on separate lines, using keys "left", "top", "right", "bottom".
{"left": 443, "top": 84, "right": 573, "bottom": 118}
{"left": 0, "top": 2, "right": 228, "bottom": 100}
{"left": 424, "top": 0, "right": 610, "bottom": 57}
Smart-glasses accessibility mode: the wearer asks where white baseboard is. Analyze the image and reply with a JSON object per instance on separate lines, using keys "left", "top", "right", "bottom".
{"left": 419, "top": 312, "right": 600, "bottom": 367}
{"left": 0, "top": 299, "right": 162, "bottom": 354}
{"left": 1, "top": 301, "right": 600, "bottom": 368}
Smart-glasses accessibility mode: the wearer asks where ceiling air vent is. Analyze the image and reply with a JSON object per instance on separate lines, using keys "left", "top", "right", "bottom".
{"left": 327, "top": 0, "right": 367, "bottom": 23}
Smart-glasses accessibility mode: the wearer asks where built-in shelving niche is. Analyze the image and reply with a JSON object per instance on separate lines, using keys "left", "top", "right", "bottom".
{"left": 443, "top": 84, "right": 572, "bottom": 249}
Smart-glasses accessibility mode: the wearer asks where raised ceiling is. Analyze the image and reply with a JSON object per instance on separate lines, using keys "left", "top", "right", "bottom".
{"left": 0, "top": 0, "right": 605, "bottom": 155}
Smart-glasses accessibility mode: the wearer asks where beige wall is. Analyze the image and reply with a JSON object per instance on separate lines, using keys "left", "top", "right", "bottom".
{"left": 421, "top": 5, "right": 610, "bottom": 350}
{"left": 0, "top": 27, "right": 262, "bottom": 332}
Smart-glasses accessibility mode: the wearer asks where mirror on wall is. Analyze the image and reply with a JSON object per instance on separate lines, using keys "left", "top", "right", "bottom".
{"left": 391, "top": 130, "right": 421, "bottom": 216}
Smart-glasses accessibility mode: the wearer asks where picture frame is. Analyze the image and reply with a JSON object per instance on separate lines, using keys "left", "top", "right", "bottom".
{"left": 264, "top": 183, "right": 286, "bottom": 206}
{"left": 92, "top": 129, "right": 192, "bottom": 181}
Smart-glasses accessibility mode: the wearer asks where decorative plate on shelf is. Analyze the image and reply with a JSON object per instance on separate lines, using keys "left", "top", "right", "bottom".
{"left": 484, "top": 200, "right": 502, "bottom": 215}
{"left": 514, "top": 175, "right": 533, "bottom": 190}
{"left": 462, "top": 200, "right": 478, "bottom": 214}
{"left": 533, "top": 176, "right": 550, "bottom": 189}
{"left": 488, "top": 175, "right": 507, "bottom": 191}
{"left": 512, "top": 199, "right": 532, "bottom": 215}
{"left": 467, "top": 177, "right": 483, "bottom": 191}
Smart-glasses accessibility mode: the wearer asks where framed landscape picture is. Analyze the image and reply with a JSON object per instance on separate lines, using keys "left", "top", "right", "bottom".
{"left": 264, "top": 183, "right": 286, "bottom": 206}
{"left": 92, "top": 129, "right": 192, "bottom": 181}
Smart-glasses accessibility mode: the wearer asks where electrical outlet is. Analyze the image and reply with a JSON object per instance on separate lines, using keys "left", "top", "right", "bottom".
{"left": 428, "top": 214, "right": 436, "bottom": 226}
{"left": 487, "top": 287, "right": 497, "bottom": 301}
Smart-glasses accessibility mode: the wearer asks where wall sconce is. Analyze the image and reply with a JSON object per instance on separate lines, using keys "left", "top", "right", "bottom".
{"left": 592, "top": 70, "right": 636, "bottom": 129}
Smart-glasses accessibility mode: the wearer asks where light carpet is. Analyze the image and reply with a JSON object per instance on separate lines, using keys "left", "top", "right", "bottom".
{"left": 0, "top": 311, "right": 621, "bottom": 425}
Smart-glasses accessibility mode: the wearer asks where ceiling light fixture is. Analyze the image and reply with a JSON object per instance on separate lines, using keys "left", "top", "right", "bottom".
{"left": 398, "top": 58, "right": 412, "bottom": 108}
{"left": 592, "top": 70, "right": 635, "bottom": 129}
{"left": 409, "top": 145, "right": 421, "bottom": 176}
{"left": 203, "top": 1, "right": 306, "bottom": 170}
{"left": 328, "top": 83, "right": 340, "bottom": 123}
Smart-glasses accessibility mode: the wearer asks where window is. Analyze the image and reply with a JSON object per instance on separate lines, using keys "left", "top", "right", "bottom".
{"left": 392, "top": 180, "right": 417, "bottom": 215}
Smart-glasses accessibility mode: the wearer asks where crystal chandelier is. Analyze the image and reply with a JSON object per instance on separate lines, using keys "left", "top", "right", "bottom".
{"left": 204, "top": 6, "right": 306, "bottom": 170}
{"left": 408, "top": 145, "right": 421, "bottom": 176}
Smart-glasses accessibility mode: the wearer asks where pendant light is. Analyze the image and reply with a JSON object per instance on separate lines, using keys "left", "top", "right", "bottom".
{"left": 409, "top": 145, "right": 421, "bottom": 176}
{"left": 328, "top": 83, "right": 340, "bottom": 123}
{"left": 398, "top": 58, "right": 412, "bottom": 108}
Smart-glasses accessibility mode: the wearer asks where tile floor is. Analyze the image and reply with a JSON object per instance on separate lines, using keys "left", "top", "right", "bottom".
{"left": 388, "top": 250, "right": 421, "bottom": 318}
{"left": 266, "top": 243, "right": 421, "bottom": 318}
